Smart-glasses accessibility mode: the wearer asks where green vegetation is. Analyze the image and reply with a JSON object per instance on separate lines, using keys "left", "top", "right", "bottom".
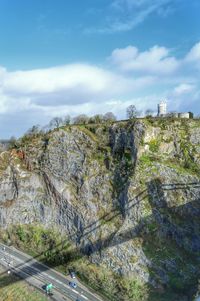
{"left": 1, "top": 223, "right": 195, "bottom": 301}
{"left": 0, "top": 152, "right": 10, "bottom": 175}
{"left": 76, "top": 125, "right": 99, "bottom": 142}
{"left": 0, "top": 225, "right": 152, "bottom": 300}
{"left": 142, "top": 215, "right": 200, "bottom": 299}
{"left": 0, "top": 224, "right": 78, "bottom": 268}
{"left": 0, "top": 266, "right": 47, "bottom": 301}
{"left": 179, "top": 140, "right": 199, "bottom": 173}
{"left": 120, "top": 278, "right": 149, "bottom": 301}
{"left": 0, "top": 225, "right": 128, "bottom": 300}
{"left": 149, "top": 139, "right": 160, "bottom": 152}
{"left": 139, "top": 154, "right": 153, "bottom": 166}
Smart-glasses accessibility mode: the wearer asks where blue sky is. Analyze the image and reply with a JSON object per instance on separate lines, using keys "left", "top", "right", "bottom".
{"left": 0, "top": 0, "right": 200, "bottom": 137}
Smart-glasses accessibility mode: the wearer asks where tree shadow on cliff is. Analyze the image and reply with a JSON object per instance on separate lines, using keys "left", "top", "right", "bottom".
{"left": 0, "top": 122, "right": 142, "bottom": 292}
{"left": 143, "top": 179, "right": 200, "bottom": 301}
{"left": 0, "top": 187, "right": 149, "bottom": 295}
{"left": 109, "top": 122, "right": 141, "bottom": 218}
{"left": 82, "top": 178, "right": 200, "bottom": 300}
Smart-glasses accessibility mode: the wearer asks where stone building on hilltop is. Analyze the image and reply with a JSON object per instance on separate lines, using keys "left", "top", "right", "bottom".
{"left": 157, "top": 100, "right": 167, "bottom": 116}
{"left": 157, "top": 100, "right": 193, "bottom": 119}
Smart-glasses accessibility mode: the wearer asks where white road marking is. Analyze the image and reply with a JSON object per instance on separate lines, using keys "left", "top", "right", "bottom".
{"left": 81, "top": 295, "right": 88, "bottom": 300}
{"left": 72, "top": 289, "right": 78, "bottom": 293}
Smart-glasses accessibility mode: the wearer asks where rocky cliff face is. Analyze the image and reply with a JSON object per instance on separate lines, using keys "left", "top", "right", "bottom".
{"left": 0, "top": 119, "right": 200, "bottom": 299}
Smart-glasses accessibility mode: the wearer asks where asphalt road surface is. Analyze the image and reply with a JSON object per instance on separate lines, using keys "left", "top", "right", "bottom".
{"left": 0, "top": 242, "right": 104, "bottom": 301}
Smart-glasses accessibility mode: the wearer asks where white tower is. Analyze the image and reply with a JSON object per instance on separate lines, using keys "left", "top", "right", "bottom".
{"left": 158, "top": 101, "right": 167, "bottom": 116}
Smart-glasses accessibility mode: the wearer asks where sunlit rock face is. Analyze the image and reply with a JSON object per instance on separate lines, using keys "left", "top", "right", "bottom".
{"left": 0, "top": 119, "right": 200, "bottom": 296}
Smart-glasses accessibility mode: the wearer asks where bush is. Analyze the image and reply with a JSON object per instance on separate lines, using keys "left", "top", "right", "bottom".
{"left": 149, "top": 139, "right": 160, "bottom": 152}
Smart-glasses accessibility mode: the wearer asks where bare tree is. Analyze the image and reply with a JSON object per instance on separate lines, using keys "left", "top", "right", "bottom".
{"left": 93, "top": 114, "right": 104, "bottom": 124}
{"left": 88, "top": 116, "right": 95, "bottom": 124}
{"left": 103, "top": 112, "right": 116, "bottom": 122}
{"left": 145, "top": 109, "right": 154, "bottom": 117}
{"left": 88, "top": 114, "right": 105, "bottom": 124}
{"left": 63, "top": 115, "right": 71, "bottom": 125}
{"left": 26, "top": 125, "right": 41, "bottom": 136}
{"left": 126, "top": 105, "right": 137, "bottom": 119}
{"left": 9, "top": 136, "right": 18, "bottom": 149}
{"left": 49, "top": 117, "right": 63, "bottom": 129}
{"left": 73, "top": 114, "right": 89, "bottom": 125}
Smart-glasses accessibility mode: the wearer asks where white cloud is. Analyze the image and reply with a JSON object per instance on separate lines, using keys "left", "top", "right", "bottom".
{"left": 0, "top": 41, "right": 200, "bottom": 138}
{"left": 173, "top": 83, "right": 195, "bottom": 96}
{"left": 85, "top": 0, "right": 175, "bottom": 34}
{"left": 37, "top": 95, "right": 160, "bottom": 119}
{"left": 0, "top": 64, "right": 139, "bottom": 110}
{"left": 3, "top": 64, "right": 122, "bottom": 95}
{"left": 110, "top": 45, "right": 179, "bottom": 74}
{"left": 0, "top": 63, "right": 154, "bottom": 115}
{"left": 185, "top": 42, "right": 200, "bottom": 63}
{"left": 184, "top": 42, "right": 200, "bottom": 72}
{"left": 0, "top": 66, "right": 6, "bottom": 77}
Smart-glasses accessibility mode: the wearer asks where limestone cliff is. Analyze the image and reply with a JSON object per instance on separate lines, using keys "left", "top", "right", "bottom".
{"left": 0, "top": 118, "right": 200, "bottom": 300}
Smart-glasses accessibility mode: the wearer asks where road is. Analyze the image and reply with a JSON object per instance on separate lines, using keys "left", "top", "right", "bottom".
{"left": 0, "top": 242, "right": 104, "bottom": 301}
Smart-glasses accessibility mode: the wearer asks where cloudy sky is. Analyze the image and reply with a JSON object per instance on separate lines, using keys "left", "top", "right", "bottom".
{"left": 0, "top": 0, "right": 199, "bottom": 138}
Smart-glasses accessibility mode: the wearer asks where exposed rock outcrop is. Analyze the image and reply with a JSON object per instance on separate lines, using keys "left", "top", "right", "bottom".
{"left": 0, "top": 119, "right": 200, "bottom": 299}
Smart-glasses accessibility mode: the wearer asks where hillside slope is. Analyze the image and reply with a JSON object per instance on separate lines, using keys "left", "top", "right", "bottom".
{"left": 0, "top": 118, "right": 200, "bottom": 300}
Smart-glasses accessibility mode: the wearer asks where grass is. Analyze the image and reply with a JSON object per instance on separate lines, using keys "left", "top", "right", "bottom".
{"left": 139, "top": 154, "right": 152, "bottom": 165}
{"left": 0, "top": 266, "right": 47, "bottom": 301}
{"left": 0, "top": 152, "right": 10, "bottom": 175}
{"left": 139, "top": 154, "right": 157, "bottom": 167}
{"left": 149, "top": 139, "right": 160, "bottom": 152}
{"left": 76, "top": 125, "right": 99, "bottom": 142}
{"left": 1, "top": 224, "right": 78, "bottom": 267}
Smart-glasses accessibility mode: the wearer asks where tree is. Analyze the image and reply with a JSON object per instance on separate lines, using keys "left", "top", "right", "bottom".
{"left": 63, "top": 115, "right": 71, "bottom": 125}
{"left": 42, "top": 124, "right": 51, "bottom": 133}
{"left": 126, "top": 105, "right": 137, "bottom": 120}
{"left": 49, "top": 117, "right": 63, "bottom": 129}
{"left": 88, "top": 116, "right": 95, "bottom": 124}
{"left": 9, "top": 136, "right": 17, "bottom": 149}
{"left": 145, "top": 109, "right": 154, "bottom": 117}
{"left": 93, "top": 114, "right": 104, "bottom": 124}
{"left": 103, "top": 112, "right": 116, "bottom": 122}
{"left": 88, "top": 114, "right": 105, "bottom": 124}
{"left": 26, "top": 125, "right": 41, "bottom": 136}
{"left": 73, "top": 114, "right": 89, "bottom": 125}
